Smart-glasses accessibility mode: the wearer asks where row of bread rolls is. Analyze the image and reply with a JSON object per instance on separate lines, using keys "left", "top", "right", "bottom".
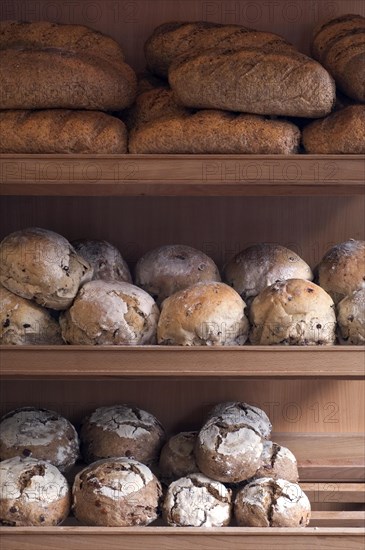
{"left": 0, "top": 403, "right": 311, "bottom": 527}
{"left": 0, "top": 228, "right": 364, "bottom": 346}
{"left": 0, "top": 17, "right": 364, "bottom": 154}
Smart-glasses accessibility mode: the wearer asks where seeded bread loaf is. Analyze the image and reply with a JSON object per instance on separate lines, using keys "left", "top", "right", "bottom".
{"left": 337, "top": 289, "right": 365, "bottom": 345}
{"left": 0, "top": 110, "right": 128, "bottom": 154}
{"left": 72, "top": 240, "right": 132, "bottom": 283}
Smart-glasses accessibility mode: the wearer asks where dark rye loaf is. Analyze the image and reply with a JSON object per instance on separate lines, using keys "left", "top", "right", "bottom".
{"left": 0, "top": 110, "right": 128, "bottom": 154}
{"left": 312, "top": 14, "right": 365, "bottom": 102}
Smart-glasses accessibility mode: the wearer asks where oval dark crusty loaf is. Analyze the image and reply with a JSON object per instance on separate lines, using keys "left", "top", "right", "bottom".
{"left": 0, "top": 48, "right": 137, "bottom": 110}
{"left": 302, "top": 105, "right": 365, "bottom": 154}
{"left": 129, "top": 109, "right": 300, "bottom": 154}
{"left": 145, "top": 21, "right": 293, "bottom": 78}
{"left": 311, "top": 14, "right": 365, "bottom": 101}
{"left": 169, "top": 47, "right": 335, "bottom": 117}
{"left": 0, "top": 110, "right": 128, "bottom": 154}
{"left": 0, "top": 20, "right": 125, "bottom": 63}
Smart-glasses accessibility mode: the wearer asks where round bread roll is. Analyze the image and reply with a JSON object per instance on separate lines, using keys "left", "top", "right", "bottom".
{"left": 72, "top": 239, "right": 132, "bottom": 283}
{"left": 249, "top": 279, "right": 336, "bottom": 345}
{"left": 135, "top": 244, "right": 221, "bottom": 306}
{"left": 162, "top": 473, "right": 232, "bottom": 527}
{"left": 337, "top": 289, "right": 365, "bottom": 345}
{"left": 72, "top": 458, "right": 162, "bottom": 526}
{"left": 80, "top": 405, "right": 165, "bottom": 465}
{"left": 157, "top": 281, "right": 249, "bottom": 346}
{"left": 0, "top": 407, "right": 79, "bottom": 472}
{"left": 223, "top": 244, "right": 313, "bottom": 305}
{"left": 234, "top": 477, "right": 311, "bottom": 527}
{"left": 195, "top": 413, "right": 264, "bottom": 483}
{"left": 59, "top": 280, "right": 159, "bottom": 345}
{"left": 207, "top": 402, "right": 272, "bottom": 439}
{"left": 0, "top": 456, "right": 70, "bottom": 526}
{"left": 253, "top": 441, "right": 299, "bottom": 482}
{"left": 0, "top": 228, "right": 92, "bottom": 310}
{"left": 317, "top": 240, "right": 365, "bottom": 304}
{"left": 159, "top": 431, "right": 199, "bottom": 482}
{"left": 0, "top": 285, "right": 63, "bottom": 345}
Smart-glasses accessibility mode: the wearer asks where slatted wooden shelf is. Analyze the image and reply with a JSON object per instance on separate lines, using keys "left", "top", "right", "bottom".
{"left": 0, "top": 155, "right": 364, "bottom": 196}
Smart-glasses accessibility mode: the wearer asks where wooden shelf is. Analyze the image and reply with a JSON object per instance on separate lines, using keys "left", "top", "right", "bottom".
{"left": 1, "top": 345, "right": 364, "bottom": 378}
{"left": 0, "top": 155, "right": 364, "bottom": 196}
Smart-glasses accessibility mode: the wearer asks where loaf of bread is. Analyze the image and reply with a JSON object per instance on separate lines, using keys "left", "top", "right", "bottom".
{"left": 159, "top": 431, "right": 199, "bottom": 482}
{"left": 312, "top": 14, "right": 365, "bottom": 101}
{"left": 72, "top": 240, "right": 132, "bottom": 283}
{"left": 337, "top": 289, "right": 365, "bottom": 345}
{"left": 0, "top": 48, "right": 136, "bottom": 110}
{"left": 0, "top": 110, "right": 128, "bottom": 154}
{"left": 302, "top": 105, "right": 365, "bottom": 154}
{"left": 253, "top": 441, "right": 299, "bottom": 483}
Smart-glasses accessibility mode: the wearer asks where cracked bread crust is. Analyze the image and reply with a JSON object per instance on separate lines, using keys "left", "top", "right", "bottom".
{"left": 157, "top": 282, "right": 249, "bottom": 346}
{"left": 207, "top": 402, "right": 272, "bottom": 439}
{"left": 337, "top": 289, "right": 365, "bottom": 345}
{"left": 0, "top": 407, "right": 79, "bottom": 472}
{"left": 234, "top": 477, "right": 311, "bottom": 527}
{"left": 162, "top": 473, "right": 232, "bottom": 527}
{"left": 159, "top": 431, "right": 199, "bottom": 482}
{"left": 72, "top": 458, "right": 162, "bottom": 526}
{"left": 253, "top": 441, "right": 299, "bottom": 483}
{"left": 195, "top": 414, "right": 264, "bottom": 483}
{"left": 249, "top": 279, "right": 336, "bottom": 345}
{"left": 0, "top": 228, "right": 92, "bottom": 310}
{"left": 80, "top": 405, "right": 165, "bottom": 465}
{"left": 72, "top": 240, "right": 132, "bottom": 284}
{"left": 0, "top": 457, "right": 70, "bottom": 526}
{"left": 0, "top": 285, "right": 63, "bottom": 345}
{"left": 59, "top": 280, "right": 159, "bottom": 345}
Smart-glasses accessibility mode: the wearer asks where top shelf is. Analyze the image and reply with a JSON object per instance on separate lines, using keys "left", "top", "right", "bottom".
{"left": 0, "top": 155, "right": 364, "bottom": 197}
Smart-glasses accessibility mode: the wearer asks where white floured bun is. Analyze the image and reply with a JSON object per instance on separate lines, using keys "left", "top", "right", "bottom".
{"left": 0, "top": 457, "right": 70, "bottom": 526}
{"left": 135, "top": 244, "right": 221, "bottom": 306}
{"left": 317, "top": 239, "right": 365, "bottom": 304}
{"left": 59, "top": 280, "right": 159, "bottom": 344}
{"left": 253, "top": 441, "right": 299, "bottom": 482}
{"left": 0, "top": 407, "right": 79, "bottom": 472}
{"left": 72, "top": 239, "right": 132, "bottom": 283}
{"left": 157, "top": 281, "right": 249, "bottom": 346}
{"left": 234, "top": 477, "right": 311, "bottom": 527}
{"left": 337, "top": 289, "right": 365, "bottom": 344}
{"left": 207, "top": 402, "right": 272, "bottom": 439}
{"left": 159, "top": 431, "right": 199, "bottom": 482}
{"left": 80, "top": 405, "right": 165, "bottom": 465}
{"left": 249, "top": 279, "right": 336, "bottom": 345}
{"left": 162, "top": 473, "right": 232, "bottom": 527}
{"left": 72, "top": 458, "right": 162, "bottom": 526}
{"left": 0, "top": 227, "right": 92, "bottom": 310}
{"left": 224, "top": 244, "right": 313, "bottom": 305}
{"left": 0, "top": 285, "right": 63, "bottom": 345}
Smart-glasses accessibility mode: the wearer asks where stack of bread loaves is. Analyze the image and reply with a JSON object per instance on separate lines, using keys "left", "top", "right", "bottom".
{"left": 0, "top": 21, "right": 137, "bottom": 153}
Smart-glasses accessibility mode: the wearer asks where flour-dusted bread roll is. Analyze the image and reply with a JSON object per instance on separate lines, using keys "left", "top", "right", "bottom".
{"left": 60, "top": 280, "right": 159, "bottom": 345}
{"left": 207, "top": 402, "right": 272, "bottom": 439}
{"left": 337, "top": 289, "right": 365, "bottom": 345}
{"left": 0, "top": 110, "right": 128, "bottom": 154}
{"left": 80, "top": 405, "right": 165, "bottom": 465}
{"left": 311, "top": 14, "right": 365, "bottom": 101}
{"left": 72, "top": 458, "right": 162, "bottom": 526}
{"left": 72, "top": 240, "right": 132, "bottom": 283}
{"left": 317, "top": 240, "right": 365, "bottom": 304}
{"left": 224, "top": 244, "right": 313, "bottom": 306}
{"left": 302, "top": 105, "right": 365, "bottom": 154}
{"left": 158, "top": 282, "right": 249, "bottom": 346}
{"left": 253, "top": 441, "right": 299, "bottom": 483}
{"left": 159, "top": 431, "right": 199, "bottom": 482}
{"left": 0, "top": 408, "right": 79, "bottom": 472}
{"left": 0, "top": 286, "right": 63, "bottom": 345}
{"left": 0, "top": 457, "right": 70, "bottom": 526}
{"left": 249, "top": 279, "right": 336, "bottom": 345}
{"left": 162, "top": 473, "right": 232, "bottom": 527}
{"left": 0, "top": 228, "right": 92, "bottom": 310}
{"left": 135, "top": 245, "right": 221, "bottom": 306}
{"left": 195, "top": 412, "right": 264, "bottom": 483}
{"left": 234, "top": 477, "right": 311, "bottom": 527}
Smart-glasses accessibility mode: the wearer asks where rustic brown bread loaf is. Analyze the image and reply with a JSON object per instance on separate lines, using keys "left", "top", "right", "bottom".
{"left": 0, "top": 110, "right": 128, "bottom": 154}
{"left": 129, "top": 109, "right": 300, "bottom": 154}
{"left": 169, "top": 47, "right": 335, "bottom": 117}
{"left": 0, "top": 48, "right": 136, "bottom": 110}
{"left": 311, "top": 14, "right": 365, "bottom": 101}
{"left": 0, "top": 20, "right": 125, "bottom": 63}
{"left": 302, "top": 105, "right": 365, "bottom": 154}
